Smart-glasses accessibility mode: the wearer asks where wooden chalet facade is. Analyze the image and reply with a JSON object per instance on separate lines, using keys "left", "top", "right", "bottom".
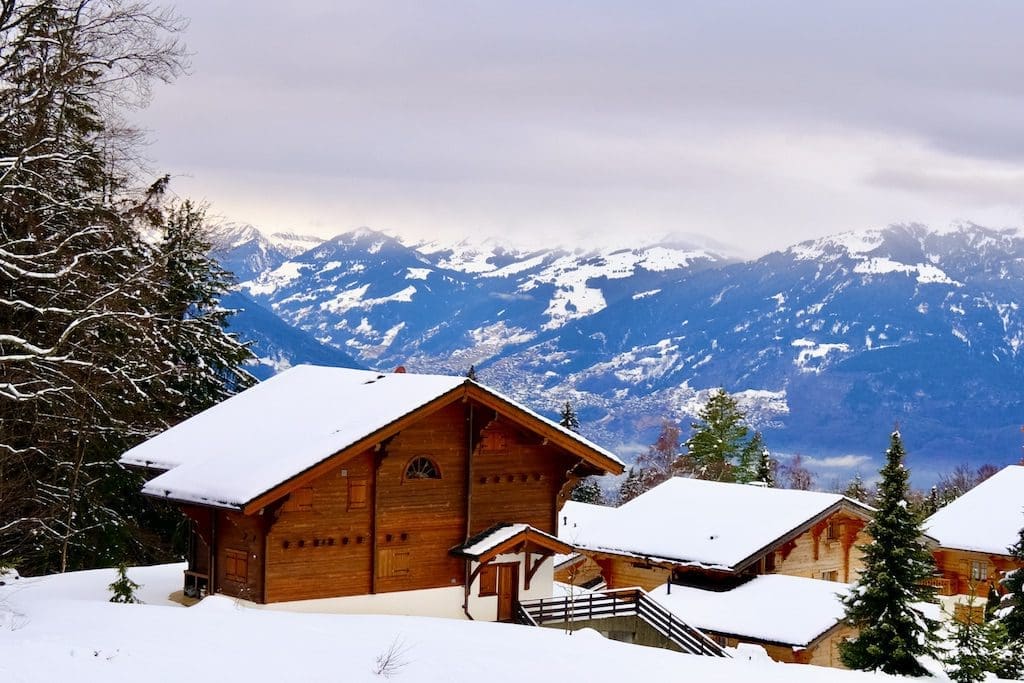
{"left": 555, "top": 479, "right": 874, "bottom": 668}
{"left": 121, "top": 366, "right": 622, "bottom": 619}
{"left": 557, "top": 480, "right": 873, "bottom": 592}
{"left": 925, "top": 465, "right": 1024, "bottom": 601}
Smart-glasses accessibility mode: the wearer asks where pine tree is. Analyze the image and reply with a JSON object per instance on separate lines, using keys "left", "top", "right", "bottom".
{"left": 753, "top": 445, "right": 776, "bottom": 487}
{"left": 839, "top": 430, "right": 941, "bottom": 676}
{"left": 570, "top": 478, "right": 603, "bottom": 505}
{"left": 108, "top": 563, "right": 141, "bottom": 604}
{"left": 682, "top": 388, "right": 761, "bottom": 482}
{"left": 558, "top": 401, "right": 580, "bottom": 432}
{"left": 983, "top": 618, "right": 1023, "bottom": 680}
{"left": 618, "top": 468, "right": 645, "bottom": 505}
{"left": 466, "top": 365, "right": 477, "bottom": 380}
{"left": 1000, "top": 518, "right": 1024, "bottom": 642}
{"left": 843, "top": 474, "right": 872, "bottom": 504}
{"left": 736, "top": 431, "right": 766, "bottom": 484}
{"left": 944, "top": 609, "right": 988, "bottom": 683}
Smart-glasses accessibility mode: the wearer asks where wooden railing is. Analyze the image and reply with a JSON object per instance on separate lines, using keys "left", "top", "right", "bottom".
{"left": 922, "top": 576, "right": 956, "bottom": 596}
{"left": 516, "top": 588, "right": 729, "bottom": 658}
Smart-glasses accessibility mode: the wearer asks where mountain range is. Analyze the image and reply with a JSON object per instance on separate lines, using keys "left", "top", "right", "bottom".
{"left": 210, "top": 221, "right": 1024, "bottom": 484}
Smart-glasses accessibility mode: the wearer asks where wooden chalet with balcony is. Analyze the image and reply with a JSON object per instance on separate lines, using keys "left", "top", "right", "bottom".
{"left": 120, "top": 365, "right": 623, "bottom": 620}
{"left": 555, "top": 478, "right": 875, "bottom": 667}
{"left": 925, "top": 464, "right": 1024, "bottom": 602}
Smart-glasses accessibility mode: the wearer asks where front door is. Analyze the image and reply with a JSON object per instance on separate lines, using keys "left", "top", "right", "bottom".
{"left": 496, "top": 563, "right": 519, "bottom": 622}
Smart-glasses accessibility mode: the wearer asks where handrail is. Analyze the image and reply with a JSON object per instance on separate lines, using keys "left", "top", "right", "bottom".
{"left": 518, "top": 588, "right": 729, "bottom": 658}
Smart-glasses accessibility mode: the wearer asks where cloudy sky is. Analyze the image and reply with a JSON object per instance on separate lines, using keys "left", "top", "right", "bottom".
{"left": 138, "top": 1, "right": 1024, "bottom": 256}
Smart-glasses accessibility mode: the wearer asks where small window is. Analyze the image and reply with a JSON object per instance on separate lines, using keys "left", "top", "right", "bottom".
{"left": 378, "top": 549, "right": 411, "bottom": 578}
{"left": 224, "top": 548, "right": 248, "bottom": 583}
{"left": 478, "top": 564, "right": 497, "bottom": 596}
{"left": 283, "top": 486, "right": 313, "bottom": 512}
{"left": 826, "top": 520, "right": 839, "bottom": 541}
{"left": 348, "top": 478, "right": 368, "bottom": 510}
{"left": 404, "top": 457, "right": 440, "bottom": 480}
{"left": 821, "top": 570, "right": 839, "bottom": 582}
{"left": 970, "top": 560, "right": 988, "bottom": 582}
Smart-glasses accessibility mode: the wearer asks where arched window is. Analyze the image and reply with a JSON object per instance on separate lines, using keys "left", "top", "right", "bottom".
{"left": 404, "top": 457, "right": 441, "bottom": 480}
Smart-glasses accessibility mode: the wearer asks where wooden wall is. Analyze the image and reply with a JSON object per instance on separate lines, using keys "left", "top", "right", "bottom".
{"left": 469, "top": 416, "right": 576, "bottom": 535}
{"left": 719, "top": 623, "right": 855, "bottom": 669}
{"left": 772, "top": 512, "right": 868, "bottom": 583}
{"left": 932, "top": 547, "right": 1020, "bottom": 598}
{"left": 595, "top": 555, "right": 671, "bottom": 591}
{"left": 374, "top": 402, "right": 467, "bottom": 594}
{"left": 554, "top": 554, "right": 603, "bottom": 587}
{"left": 215, "top": 510, "right": 264, "bottom": 601}
{"left": 264, "top": 451, "right": 375, "bottom": 603}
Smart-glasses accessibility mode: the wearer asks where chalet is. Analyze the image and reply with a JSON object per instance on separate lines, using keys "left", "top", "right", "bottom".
{"left": 924, "top": 464, "right": 1024, "bottom": 602}
{"left": 553, "top": 478, "right": 874, "bottom": 667}
{"left": 120, "top": 365, "right": 623, "bottom": 621}
{"left": 556, "top": 478, "right": 874, "bottom": 591}
{"left": 649, "top": 574, "right": 856, "bottom": 667}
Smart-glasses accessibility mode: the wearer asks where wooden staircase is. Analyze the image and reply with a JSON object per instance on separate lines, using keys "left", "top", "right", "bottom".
{"left": 516, "top": 587, "right": 730, "bottom": 658}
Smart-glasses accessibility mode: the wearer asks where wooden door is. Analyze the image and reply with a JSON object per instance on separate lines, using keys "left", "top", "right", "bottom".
{"left": 496, "top": 563, "right": 518, "bottom": 622}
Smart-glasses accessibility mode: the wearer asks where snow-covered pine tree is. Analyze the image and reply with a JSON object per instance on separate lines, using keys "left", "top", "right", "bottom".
{"left": 839, "top": 430, "right": 941, "bottom": 676}
{"left": 842, "top": 474, "right": 872, "bottom": 504}
{"left": 617, "top": 468, "right": 644, "bottom": 505}
{"left": 570, "top": 479, "right": 603, "bottom": 505}
{"left": 558, "top": 401, "right": 580, "bottom": 432}
{"left": 152, "top": 199, "right": 254, "bottom": 421}
{"left": 1000, "top": 517, "right": 1024, "bottom": 642}
{"left": 944, "top": 606, "right": 988, "bottom": 683}
{"left": 681, "top": 388, "right": 760, "bottom": 483}
{"left": 753, "top": 444, "right": 776, "bottom": 487}
{"left": 108, "top": 563, "right": 141, "bottom": 604}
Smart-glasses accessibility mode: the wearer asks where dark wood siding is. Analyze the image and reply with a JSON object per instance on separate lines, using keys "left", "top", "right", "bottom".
{"left": 374, "top": 403, "right": 468, "bottom": 593}
{"left": 469, "top": 417, "right": 575, "bottom": 535}
{"left": 264, "top": 451, "right": 375, "bottom": 603}
{"left": 215, "top": 510, "right": 264, "bottom": 601}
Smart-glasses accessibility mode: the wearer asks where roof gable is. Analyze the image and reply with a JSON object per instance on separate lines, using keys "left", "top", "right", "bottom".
{"left": 925, "top": 465, "right": 1024, "bottom": 555}
{"left": 568, "top": 477, "right": 872, "bottom": 571}
{"left": 452, "top": 523, "right": 573, "bottom": 563}
{"left": 122, "top": 365, "right": 623, "bottom": 511}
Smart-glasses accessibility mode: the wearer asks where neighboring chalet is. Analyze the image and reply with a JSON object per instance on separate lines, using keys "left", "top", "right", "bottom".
{"left": 925, "top": 464, "right": 1024, "bottom": 602}
{"left": 555, "top": 478, "right": 874, "bottom": 667}
{"left": 649, "top": 575, "right": 854, "bottom": 667}
{"left": 557, "top": 478, "right": 874, "bottom": 590}
{"left": 120, "top": 365, "right": 623, "bottom": 621}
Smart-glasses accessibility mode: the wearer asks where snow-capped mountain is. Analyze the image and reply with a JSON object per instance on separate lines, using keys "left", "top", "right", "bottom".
{"left": 208, "top": 222, "right": 324, "bottom": 282}
{"left": 214, "top": 222, "right": 1024, "bottom": 481}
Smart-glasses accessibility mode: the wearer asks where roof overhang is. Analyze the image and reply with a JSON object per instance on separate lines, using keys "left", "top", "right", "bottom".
{"left": 452, "top": 523, "right": 574, "bottom": 563}
{"left": 153, "top": 380, "right": 623, "bottom": 515}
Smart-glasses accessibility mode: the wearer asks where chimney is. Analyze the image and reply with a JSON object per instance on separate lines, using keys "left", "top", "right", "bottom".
{"left": 394, "top": 365, "right": 407, "bottom": 374}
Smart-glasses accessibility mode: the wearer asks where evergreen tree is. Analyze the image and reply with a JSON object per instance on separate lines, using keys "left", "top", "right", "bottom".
{"left": 839, "top": 430, "right": 941, "bottom": 676}
{"left": 466, "top": 365, "right": 477, "bottom": 381}
{"left": 682, "top": 388, "right": 761, "bottom": 482}
{"left": 842, "top": 474, "right": 872, "bottom": 504}
{"left": 753, "top": 444, "right": 776, "bottom": 487}
{"left": 999, "top": 517, "right": 1024, "bottom": 641}
{"left": 983, "top": 618, "right": 1023, "bottom": 680}
{"left": 944, "top": 609, "right": 988, "bottom": 683}
{"left": 617, "top": 468, "right": 644, "bottom": 505}
{"left": 558, "top": 401, "right": 580, "bottom": 432}
{"left": 570, "top": 478, "right": 603, "bottom": 505}
{"left": 108, "top": 563, "right": 141, "bottom": 604}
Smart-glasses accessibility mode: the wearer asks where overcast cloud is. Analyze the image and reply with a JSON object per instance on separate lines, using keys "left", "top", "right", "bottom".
{"left": 137, "top": 1, "right": 1024, "bottom": 255}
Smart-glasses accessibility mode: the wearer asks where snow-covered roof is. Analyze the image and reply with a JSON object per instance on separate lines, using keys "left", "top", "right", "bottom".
{"left": 569, "top": 477, "right": 871, "bottom": 571}
{"left": 453, "top": 523, "right": 571, "bottom": 561}
{"left": 558, "top": 500, "right": 618, "bottom": 544}
{"left": 649, "top": 575, "right": 850, "bottom": 647}
{"left": 924, "top": 465, "right": 1024, "bottom": 555}
{"left": 121, "top": 365, "right": 622, "bottom": 510}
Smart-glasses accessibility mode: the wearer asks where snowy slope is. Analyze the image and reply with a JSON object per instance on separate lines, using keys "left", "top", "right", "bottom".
{"left": 0, "top": 563, "right": 964, "bottom": 682}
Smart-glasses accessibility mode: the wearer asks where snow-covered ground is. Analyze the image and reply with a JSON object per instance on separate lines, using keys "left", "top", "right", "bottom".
{"left": 0, "top": 563, "right": 979, "bottom": 682}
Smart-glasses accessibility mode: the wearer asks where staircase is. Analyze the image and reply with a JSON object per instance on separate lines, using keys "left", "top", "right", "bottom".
{"left": 516, "top": 587, "right": 729, "bottom": 657}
